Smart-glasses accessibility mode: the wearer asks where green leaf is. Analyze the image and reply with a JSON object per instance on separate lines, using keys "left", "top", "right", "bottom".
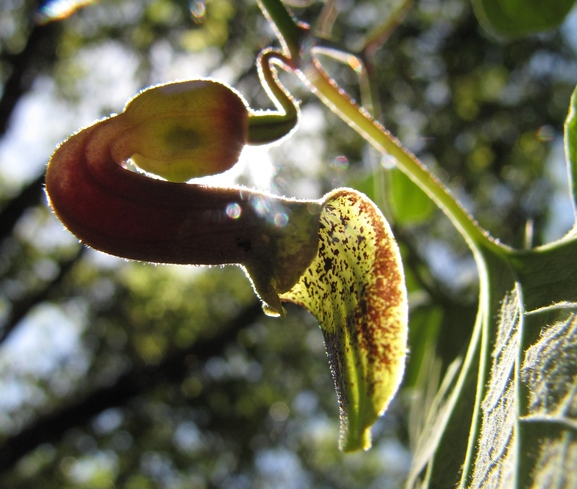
{"left": 281, "top": 188, "right": 408, "bottom": 452}
{"left": 565, "top": 83, "right": 577, "bottom": 221}
{"left": 408, "top": 86, "right": 577, "bottom": 487}
{"left": 408, "top": 238, "right": 577, "bottom": 488}
{"left": 467, "top": 280, "right": 520, "bottom": 487}
{"left": 404, "top": 305, "right": 443, "bottom": 388}
{"left": 471, "top": 0, "right": 577, "bottom": 37}
{"left": 465, "top": 278, "right": 577, "bottom": 488}
{"left": 509, "top": 239, "right": 577, "bottom": 313}
{"left": 386, "top": 167, "right": 435, "bottom": 225}
{"left": 408, "top": 248, "right": 510, "bottom": 488}
{"left": 518, "top": 309, "right": 577, "bottom": 489}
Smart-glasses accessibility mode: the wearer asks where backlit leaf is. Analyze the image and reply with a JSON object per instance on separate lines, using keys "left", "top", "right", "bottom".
{"left": 564, "top": 83, "right": 577, "bottom": 222}
{"left": 471, "top": 0, "right": 577, "bottom": 37}
{"left": 387, "top": 167, "right": 435, "bottom": 225}
{"left": 408, "top": 240, "right": 577, "bottom": 487}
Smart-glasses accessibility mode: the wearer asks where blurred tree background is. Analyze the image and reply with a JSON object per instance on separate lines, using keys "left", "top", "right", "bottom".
{"left": 0, "top": 0, "right": 576, "bottom": 487}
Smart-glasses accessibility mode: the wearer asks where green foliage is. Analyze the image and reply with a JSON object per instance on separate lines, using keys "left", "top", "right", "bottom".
{"left": 565, "top": 85, "right": 577, "bottom": 215}
{"left": 256, "top": 0, "right": 577, "bottom": 485}
{"left": 408, "top": 88, "right": 577, "bottom": 488}
{"left": 471, "top": 0, "right": 577, "bottom": 37}
{"left": 408, "top": 240, "right": 577, "bottom": 486}
{"left": 386, "top": 168, "right": 435, "bottom": 225}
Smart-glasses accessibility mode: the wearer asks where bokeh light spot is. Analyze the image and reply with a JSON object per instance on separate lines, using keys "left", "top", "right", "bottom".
{"left": 330, "top": 155, "right": 349, "bottom": 171}
{"left": 225, "top": 202, "right": 242, "bottom": 219}
{"left": 537, "top": 124, "right": 555, "bottom": 141}
{"left": 189, "top": 0, "right": 206, "bottom": 24}
{"left": 274, "top": 212, "right": 288, "bottom": 227}
{"left": 269, "top": 401, "right": 289, "bottom": 421}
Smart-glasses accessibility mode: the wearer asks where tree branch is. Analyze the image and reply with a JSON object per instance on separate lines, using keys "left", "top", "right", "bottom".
{"left": 0, "top": 245, "right": 85, "bottom": 345}
{"left": 0, "top": 19, "right": 60, "bottom": 137}
{"left": 0, "top": 173, "right": 45, "bottom": 244}
{"left": 0, "top": 301, "right": 263, "bottom": 473}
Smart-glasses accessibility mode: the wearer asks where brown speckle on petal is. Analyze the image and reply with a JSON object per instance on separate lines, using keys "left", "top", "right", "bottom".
{"left": 281, "top": 188, "right": 408, "bottom": 452}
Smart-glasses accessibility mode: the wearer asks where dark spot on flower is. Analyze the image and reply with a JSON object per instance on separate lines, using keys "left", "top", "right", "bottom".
{"left": 324, "top": 256, "right": 333, "bottom": 272}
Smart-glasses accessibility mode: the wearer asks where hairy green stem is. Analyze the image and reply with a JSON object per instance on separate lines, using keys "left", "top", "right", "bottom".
{"left": 248, "top": 50, "right": 299, "bottom": 145}
{"left": 302, "top": 58, "right": 502, "bottom": 253}
{"left": 311, "top": 47, "right": 375, "bottom": 116}
{"left": 257, "top": 0, "right": 508, "bottom": 258}
{"left": 257, "top": 0, "right": 305, "bottom": 60}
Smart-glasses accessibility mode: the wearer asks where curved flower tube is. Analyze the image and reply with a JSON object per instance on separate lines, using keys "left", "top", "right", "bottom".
{"left": 46, "top": 79, "right": 321, "bottom": 315}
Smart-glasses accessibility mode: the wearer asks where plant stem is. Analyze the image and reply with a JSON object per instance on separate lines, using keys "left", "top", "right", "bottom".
{"left": 358, "top": 0, "right": 414, "bottom": 56}
{"left": 257, "top": 0, "right": 304, "bottom": 61}
{"left": 248, "top": 50, "right": 299, "bottom": 145}
{"left": 304, "top": 59, "right": 500, "bottom": 250}
{"left": 257, "top": 0, "right": 508, "bottom": 257}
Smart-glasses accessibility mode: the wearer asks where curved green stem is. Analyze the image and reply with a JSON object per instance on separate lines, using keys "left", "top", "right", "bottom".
{"left": 257, "top": 0, "right": 305, "bottom": 61}
{"left": 248, "top": 50, "right": 300, "bottom": 145}
{"left": 256, "top": 0, "right": 509, "bottom": 258}
{"left": 312, "top": 47, "right": 375, "bottom": 116}
{"left": 302, "top": 57, "right": 503, "bottom": 252}
{"left": 312, "top": 71, "right": 502, "bottom": 258}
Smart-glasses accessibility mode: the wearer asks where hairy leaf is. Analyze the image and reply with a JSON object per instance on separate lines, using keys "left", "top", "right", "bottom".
{"left": 407, "top": 84, "right": 577, "bottom": 488}
{"left": 407, "top": 249, "right": 510, "bottom": 488}
{"left": 519, "top": 309, "right": 577, "bottom": 488}
{"left": 469, "top": 285, "right": 520, "bottom": 488}
{"left": 408, "top": 239, "right": 577, "bottom": 487}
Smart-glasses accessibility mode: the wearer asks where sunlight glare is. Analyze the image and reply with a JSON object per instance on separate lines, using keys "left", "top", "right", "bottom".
{"left": 35, "top": 0, "right": 96, "bottom": 24}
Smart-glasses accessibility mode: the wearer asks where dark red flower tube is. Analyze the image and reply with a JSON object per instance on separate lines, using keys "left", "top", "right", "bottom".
{"left": 45, "top": 80, "right": 321, "bottom": 315}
